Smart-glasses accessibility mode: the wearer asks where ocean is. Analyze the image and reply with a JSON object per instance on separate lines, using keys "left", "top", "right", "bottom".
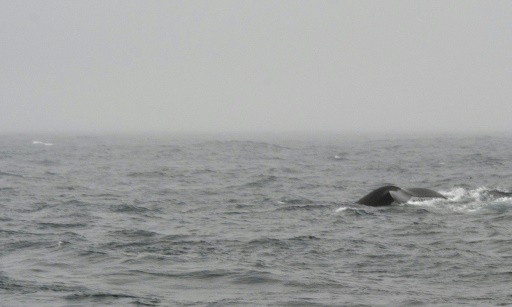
{"left": 1, "top": 133, "right": 512, "bottom": 306}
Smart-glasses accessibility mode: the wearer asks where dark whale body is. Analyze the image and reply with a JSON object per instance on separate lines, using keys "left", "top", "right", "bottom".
{"left": 357, "top": 185, "right": 446, "bottom": 207}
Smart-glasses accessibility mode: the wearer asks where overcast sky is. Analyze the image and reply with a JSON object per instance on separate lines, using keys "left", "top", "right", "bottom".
{"left": 2, "top": 1, "right": 511, "bottom": 134}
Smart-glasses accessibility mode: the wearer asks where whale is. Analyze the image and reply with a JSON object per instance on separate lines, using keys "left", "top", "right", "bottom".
{"left": 357, "top": 185, "right": 446, "bottom": 206}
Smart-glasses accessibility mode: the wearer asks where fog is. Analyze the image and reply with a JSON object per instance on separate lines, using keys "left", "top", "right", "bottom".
{"left": 2, "top": 1, "right": 511, "bottom": 135}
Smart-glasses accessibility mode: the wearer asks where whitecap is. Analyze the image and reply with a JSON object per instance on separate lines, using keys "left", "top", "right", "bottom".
{"left": 408, "top": 187, "right": 512, "bottom": 213}
{"left": 33, "top": 140, "right": 53, "bottom": 146}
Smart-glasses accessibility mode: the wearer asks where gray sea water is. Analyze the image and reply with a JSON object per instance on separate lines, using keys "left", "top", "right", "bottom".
{"left": 1, "top": 133, "right": 512, "bottom": 306}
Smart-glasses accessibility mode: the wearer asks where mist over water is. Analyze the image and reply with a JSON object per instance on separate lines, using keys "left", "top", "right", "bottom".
{"left": 3, "top": 1, "right": 512, "bottom": 135}
{"left": 1, "top": 134, "right": 512, "bottom": 305}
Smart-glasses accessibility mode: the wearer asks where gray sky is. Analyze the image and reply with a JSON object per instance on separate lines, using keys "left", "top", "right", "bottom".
{"left": 2, "top": 1, "right": 512, "bottom": 134}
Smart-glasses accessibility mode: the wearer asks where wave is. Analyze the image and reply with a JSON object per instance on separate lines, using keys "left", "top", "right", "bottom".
{"left": 108, "top": 204, "right": 150, "bottom": 214}
{"left": 237, "top": 175, "right": 278, "bottom": 188}
{"left": 109, "top": 229, "right": 159, "bottom": 238}
{"left": 231, "top": 270, "right": 281, "bottom": 284}
{"left": 64, "top": 292, "right": 141, "bottom": 303}
{"left": 408, "top": 187, "right": 512, "bottom": 213}
{"left": 32, "top": 140, "right": 53, "bottom": 146}
{"left": 128, "top": 268, "right": 280, "bottom": 285}
{"left": 335, "top": 206, "right": 373, "bottom": 216}
{"left": 203, "top": 140, "right": 290, "bottom": 150}
{"left": 0, "top": 171, "right": 23, "bottom": 178}
{"left": 36, "top": 222, "right": 88, "bottom": 229}
{"left": 127, "top": 170, "right": 168, "bottom": 178}
{"left": 332, "top": 152, "right": 349, "bottom": 161}
{"left": 276, "top": 204, "right": 331, "bottom": 211}
{"left": 277, "top": 196, "right": 314, "bottom": 205}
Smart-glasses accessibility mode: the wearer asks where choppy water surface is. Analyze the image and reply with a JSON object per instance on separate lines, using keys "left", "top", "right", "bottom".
{"left": 1, "top": 134, "right": 512, "bottom": 306}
